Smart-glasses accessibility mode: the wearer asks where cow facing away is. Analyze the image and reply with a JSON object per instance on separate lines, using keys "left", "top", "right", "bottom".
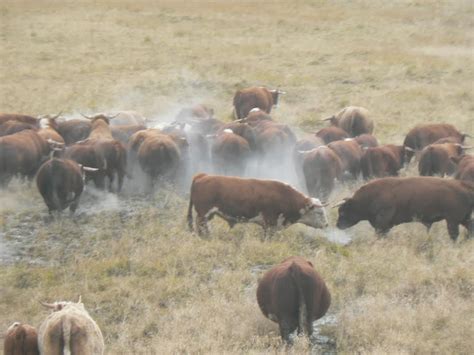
{"left": 187, "top": 173, "right": 328, "bottom": 236}
{"left": 314, "top": 126, "right": 349, "bottom": 144}
{"left": 452, "top": 154, "right": 474, "bottom": 182}
{"left": 256, "top": 256, "right": 331, "bottom": 344}
{"left": 233, "top": 86, "right": 285, "bottom": 119}
{"left": 360, "top": 144, "right": 409, "bottom": 179}
{"left": 322, "top": 106, "right": 374, "bottom": 137}
{"left": 38, "top": 298, "right": 104, "bottom": 355}
{"left": 336, "top": 177, "right": 474, "bottom": 240}
{"left": 36, "top": 158, "right": 97, "bottom": 214}
{"left": 4, "top": 322, "right": 39, "bottom": 355}
{"left": 418, "top": 143, "right": 469, "bottom": 176}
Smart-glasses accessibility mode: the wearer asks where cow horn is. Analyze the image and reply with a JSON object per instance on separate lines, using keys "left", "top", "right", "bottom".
{"left": 332, "top": 198, "right": 348, "bottom": 208}
{"left": 47, "top": 138, "right": 64, "bottom": 146}
{"left": 462, "top": 145, "right": 473, "bottom": 150}
{"left": 40, "top": 301, "right": 56, "bottom": 309}
{"left": 106, "top": 113, "right": 120, "bottom": 120}
{"left": 80, "top": 113, "right": 93, "bottom": 120}
{"left": 321, "top": 116, "right": 334, "bottom": 122}
{"left": 49, "top": 110, "right": 63, "bottom": 120}
{"left": 83, "top": 166, "right": 99, "bottom": 172}
{"left": 313, "top": 200, "right": 329, "bottom": 208}
{"left": 234, "top": 118, "right": 244, "bottom": 123}
{"left": 462, "top": 133, "right": 472, "bottom": 138}
{"left": 404, "top": 146, "right": 415, "bottom": 152}
{"left": 277, "top": 89, "right": 287, "bottom": 94}
{"left": 77, "top": 295, "right": 82, "bottom": 304}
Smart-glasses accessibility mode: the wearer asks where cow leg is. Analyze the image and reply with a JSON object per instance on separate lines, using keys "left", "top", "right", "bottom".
{"left": 117, "top": 172, "right": 124, "bottom": 193}
{"left": 279, "top": 318, "right": 297, "bottom": 345}
{"left": 107, "top": 171, "right": 115, "bottom": 192}
{"left": 462, "top": 219, "right": 473, "bottom": 238}
{"left": 447, "top": 222, "right": 459, "bottom": 241}
{"left": 196, "top": 215, "right": 209, "bottom": 237}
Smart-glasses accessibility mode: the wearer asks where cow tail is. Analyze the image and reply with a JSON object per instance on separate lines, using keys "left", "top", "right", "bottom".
{"left": 187, "top": 197, "right": 194, "bottom": 232}
{"left": 62, "top": 318, "right": 72, "bottom": 355}
{"left": 289, "top": 262, "right": 310, "bottom": 336}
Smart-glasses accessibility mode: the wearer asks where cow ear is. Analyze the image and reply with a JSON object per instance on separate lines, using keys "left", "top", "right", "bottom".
{"left": 307, "top": 261, "right": 314, "bottom": 267}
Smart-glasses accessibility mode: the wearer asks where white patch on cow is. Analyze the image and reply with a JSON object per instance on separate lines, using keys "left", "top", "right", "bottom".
{"left": 205, "top": 207, "right": 219, "bottom": 218}
{"left": 344, "top": 138, "right": 355, "bottom": 142}
{"left": 268, "top": 313, "right": 278, "bottom": 322}
{"left": 298, "top": 198, "right": 329, "bottom": 229}
{"left": 7, "top": 322, "right": 21, "bottom": 331}
{"left": 223, "top": 128, "right": 234, "bottom": 134}
{"left": 249, "top": 108, "right": 261, "bottom": 113}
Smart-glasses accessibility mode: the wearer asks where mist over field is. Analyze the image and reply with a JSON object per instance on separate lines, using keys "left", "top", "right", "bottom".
{"left": 1, "top": 0, "right": 473, "bottom": 353}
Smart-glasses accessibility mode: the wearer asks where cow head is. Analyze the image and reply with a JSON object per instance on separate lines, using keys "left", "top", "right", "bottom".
{"left": 335, "top": 198, "right": 360, "bottom": 229}
{"left": 270, "top": 89, "right": 285, "bottom": 107}
{"left": 298, "top": 198, "right": 329, "bottom": 229}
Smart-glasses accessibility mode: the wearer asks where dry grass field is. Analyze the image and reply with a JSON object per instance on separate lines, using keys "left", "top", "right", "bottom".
{"left": 1, "top": 0, "right": 473, "bottom": 353}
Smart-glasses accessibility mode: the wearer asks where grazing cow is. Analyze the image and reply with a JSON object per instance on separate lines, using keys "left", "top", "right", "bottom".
{"left": 315, "top": 126, "right": 349, "bottom": 144}
{"left": 38, "top": 298, "right": 104, "bottom": 355}
{"left": 322, "top": 106, "right": 374, "bottom": 136}
{"left": 256, "top": 256, "right": 331, "bottom": 343}
{"left": 55, "top": 118, "right": 92, "bottom": 145}
{"left": 187, "top": 173, "right": 328, "bottom": 236}
{"left": 0, "top": 130, "right": 52, "bottom": 187}
{"left": 354, "top": 134, "right": 379, "bottom": 148}
{"left": 211, "top": 130, "right": 251, "bottom": 176}
{"left": 138, "top": 134, "right": 182, "bottom": 191}
{"left": 36, "top": 158, "right": 96, "bottom": 214}
{"left": 418, "top": 143, "right": 469, "bottom": 176}
{"left": 403, "top": 123, "right": 469, "bottom": 162}
{"left": 4, "top": 322, "right": 39, "bottom": 355}
{"left": 336, "top": 177, "right": 474, "bottom": 240}
{"left": 301, "top": 146, "right": 343, "bottom": 202}
{"left": 233, "top": 86, "right": 285, "bottom": 119}
{"left": 360, "top": 145, "right": 408, "bottom": 179}
{"left": 0, "top": 113, "right": 40, "bottom": 127}
{"left": 0, "top": 120, "right": 37, "bottom": 137}
{"left": 452, "top": 154, "right": 474, "bottom": 182}
{"left": 327, "top": 139, "right": 363, "bottom": 179}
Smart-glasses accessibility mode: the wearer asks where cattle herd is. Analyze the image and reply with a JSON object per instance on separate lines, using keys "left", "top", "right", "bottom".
{"left": 2, "top": 86, "right": 473, "bottom": 352}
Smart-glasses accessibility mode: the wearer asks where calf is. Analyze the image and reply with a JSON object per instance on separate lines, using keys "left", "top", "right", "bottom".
{"left": 187, "top": 173, "right": 328, "bottom": 236}
{"left": 256, "top": 256, "right": 331, "bottom": 343}
{"left": 4, "top": 322, "right": 39, "bottom": 355}
{"left": 336, "top": 177, "right": 474, "bottom": 240}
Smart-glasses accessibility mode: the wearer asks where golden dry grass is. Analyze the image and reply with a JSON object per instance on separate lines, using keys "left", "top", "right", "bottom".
{"left": 1, "top": 0, "right": 474, "bottom": 354}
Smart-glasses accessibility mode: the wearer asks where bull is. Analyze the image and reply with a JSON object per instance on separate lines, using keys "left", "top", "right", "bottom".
{"left": 187, "top": 173, "right": 328, "bottom": 236}
{"left": 336, "top": 176, "right": 474, "bottom": 240}
{"left": 256, "top": 256, "right": 331, "bottom": 344}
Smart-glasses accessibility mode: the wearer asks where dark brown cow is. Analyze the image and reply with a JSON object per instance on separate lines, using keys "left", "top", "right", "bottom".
{"left": 111, "top": 124, "right": 147, "bottom": 145}
{"left": 256, "top": 256, "right": 331, "bottom": 343}
{"left": 0, "top": 113, "right": 40, "bottom": 127}
{"left": 64, "top": 143, "right": 107, "bottom": 188}
{"left": 403, "top": 123, "right": 469, "bottom": 162}
{"left": 4, "top": 322, "right": 39, "bottom": 355}
{"left": 322, "top": 106, "right": 374, "bottom": 137}
{"left": 0, "top": 130, "right": 51, "bottom": 187}
{"left": 233, "top": 87, "right": 285, "bottom": 119}
{"left": 187, "top": 173, "right": 328, "bottom": 236}
{"left": 354, "top": 134, "right": 379, "bottom": 148}
{"left": 336, "top": 177, "right": 474, "bottom": 240}
{"left": 452, "top": 154, "right": 474, "bottom": 182}
{"left": 327, "top": 139, "right": 363, "bottom": 179}
{"left": 301, "top": 146, "right": 343, "bottom": 201}
{"left": 418, "top": 143, "right": 468, "bottom": 176}
{"left": 55, "top": 118, "right": 92, "bottom": 145}
{"left": 137, "top": 134, "right": 181, "bottom": 191}
{"left": 360, "top": 144, "right": 408, "bottom": 179}
{"left": 315, "top": 126, "right": 349, "bottom": 144}
{"left": 36, "top": 158, "right": 96, "bottom": 214}
{"left": 0, "top": 120, "right": 37, "bottom": 137}
{"left": 211, "top": 130, "right": 251, "bottom": 176}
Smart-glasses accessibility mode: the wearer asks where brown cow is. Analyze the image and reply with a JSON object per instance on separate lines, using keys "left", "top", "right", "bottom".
{"left": 256, "top": 256, "right": 331, "bottom": 343}
{"left": 211, "top": 130, "right": 251, "bottom": 176}
{"left": 0, "top": 130, "right": 52, "bottom": 187}
{"left": 64, "top": 143, "right": 107, "bottom": 189}
{"left": 0, "top": 120, "right": 37, "bottom": 137}
{"left": 36, "top": 158, "right": 96, "bottom": 214}
{"left": 37, "top": 114, "right": 66, "bottom": 145}
{"left": 218, "top": 122, "right": 257, "bottom": 152}
{"left": 418, "top": 143, "right": 468, "bottom": 176}
{"left": 38, "top": 298, "right": 104, "bottom": 355}
{"left": 237, "top": 108, "right": 273, "bottom": 126}
{"left": 233, "top": 87, "right": 285, "bottom": 119}
{"left": 336, "top": 177, "right": 474, "bottom": 240}
{"left": 360, "top": 144, "right": 408, "bottom": 179}
{"left": 315, "top": 126, "right": 349, "bottom": 144}
{"left": 354, "top": 134, "right": 379, "bottom": 148}
{"left": 0, "top": 113, "right": 40, "bottom": 127}
{"left": 322, "top": 106, "right": 374, "bottom": 137}
{"left": 403, "top": 123, "right": 469, "bottom": 162}
{"left": 55, "top": 118, "right": 92, "bottom": 145}
{"left": 187, "top": 173, "right": 328, "bottom": 236}
{"left": 111, "top": 124, "right": 147, "bottom": 145}
{"left": 452, "top": 154, "right": 474, "bottom": 182}
{"left": 4, "top": 322, "right": 39, "bottom": 355}
{"left": 327, "top": 139, "right": 363, "bottom": 179}
{"left": 300, "top": 146, "right": 343, "bottom": 202}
